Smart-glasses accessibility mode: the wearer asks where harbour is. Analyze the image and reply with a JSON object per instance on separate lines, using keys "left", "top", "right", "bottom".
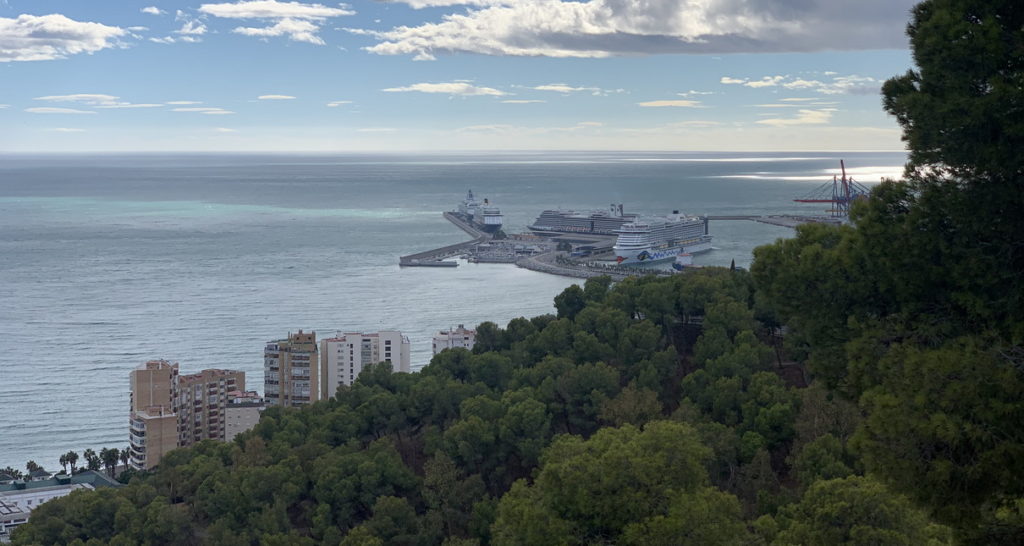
{"left": 400, "top": 203, "right": 838, "bottom": 280}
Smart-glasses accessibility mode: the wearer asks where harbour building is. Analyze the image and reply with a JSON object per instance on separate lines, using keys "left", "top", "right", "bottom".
{"left": 264, "top": 330, "right": 319, "bottom": 408}
{"left": 432, "top": 325, "right": 476, "bottom": 355}
{"left": 320, "top": 331, "right": 411, "bottom": 399}
{"left": 128, "top": 360, "right": 246, "bottom": 470}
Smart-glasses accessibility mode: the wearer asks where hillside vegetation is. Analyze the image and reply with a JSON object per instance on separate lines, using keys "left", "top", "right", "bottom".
{"left": 12, "top": 0, "right": 1024, "bottom": 544}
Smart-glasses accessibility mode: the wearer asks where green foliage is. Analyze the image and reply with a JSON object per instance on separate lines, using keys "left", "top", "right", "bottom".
{"left": 773, "top": 476, "right": 952, "bottom": 545}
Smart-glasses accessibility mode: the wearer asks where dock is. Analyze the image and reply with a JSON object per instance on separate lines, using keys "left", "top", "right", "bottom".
{"left": 706, "top": 215, "right": 839, "bottom": 228}
{"left": 399, "top": 212, "right": 491, "bottom": 267}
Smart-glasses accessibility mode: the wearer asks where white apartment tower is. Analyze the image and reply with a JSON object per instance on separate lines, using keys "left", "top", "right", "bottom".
{"left": 432, "top": 324, "right": 476, "bottom": 355}
{"left": 320, "top": 331, "right": 411, "bottom": 399}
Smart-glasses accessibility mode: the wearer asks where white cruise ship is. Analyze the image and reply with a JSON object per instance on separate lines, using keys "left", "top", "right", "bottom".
{"left": 614, "top": 211, "right": 712, "bottom": 264}
{"left": 457, "top": 190, "right": 503, "bottom": 233}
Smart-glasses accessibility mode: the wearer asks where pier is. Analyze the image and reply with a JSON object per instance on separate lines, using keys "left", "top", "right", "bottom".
{"left": 706, "top": 215, "right": 839, "bottom": 228}
{"left": 399, "top": 212, "right": 491, "bottom": 267}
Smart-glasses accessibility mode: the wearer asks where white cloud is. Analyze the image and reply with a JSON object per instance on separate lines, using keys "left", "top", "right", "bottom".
{"left": 233, "top": 18, "right": 326, "bottom": 44}
{"left": 34, "top": 94, "right": 163, "bottom": 109}
{"left": 779, "top": 97, "right": 817, "bottom": 102}
{"left": 382, "top": 82, "right": 506, "bottom": 96}
{"left": 172, "top": 107, "right": 235, "bottom": 114}
{"left": 127, "top": 26, "right": 150, "bottom": 32}
{"left": 756, "top": 108, "right": 835, "bottom": 127}
{"left": 529, "top": 83, "right": 623, "bottom": 96}
{"left": 678, "top": 90, "right": 714, "bottom": 97}
{"left": 502, "top": 99, "right": 545, "bottom": 104}
{"left": 356, "top": 0, "right": 916, "bottom": 59}
{"left": 637, "top": 100, "right": 702, "bottom": 108}
{"left": 326, "top": 100, "right": 352, "bottom": 107}
{"left": 0, "top": 14, "right": 126, "bottom": 62}
{"left": 141, "top": 7, "right": 165, "bottom": 16}
{"left": 722, "top": 74, "right": 881, "bottom": 95}
{"left": 0, "top": 104, "right": 9, "bottom": 108}
{"left": 215, "top": 127, "right": 238, "bottom": 132}
{"left": 166, "top": 101, "right": 203, "bottom": 105}
{"left": 176, "top": 20, "right": 208, "bottom": 36}
{"left": 51, "top": 127, "right": 86, "bottom": 132}
{"left": 357, "top": 127, "right": 397, "bottom": 132}
{"left": 97, "top": 103, "right": 164, "bottom": 109}
{"left": 199, "top": 1, "right": 353, "bottom": 19}
{"left": 26, "top": 107, "right": 96, "bottom": 114}
{"left": 200, "top": 1, "right": 355, "bottom": 44}
{"left": 34, "top": 94, "right": 119, "bottom": 104}
{"left": 150, "top": 36, "right": 176, "bottom": 44}
{"left": 258, "top": 94, "right": 296, "bottom": 100}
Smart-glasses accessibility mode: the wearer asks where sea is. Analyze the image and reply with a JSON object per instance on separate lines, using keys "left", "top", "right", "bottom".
{"left": 0, "top": 151, "right": 906, "bottom": 472}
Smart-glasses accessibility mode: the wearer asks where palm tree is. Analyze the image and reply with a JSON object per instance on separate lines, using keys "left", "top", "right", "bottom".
{"left": 83, "top": 449, "right": 100, "bottom": 471}
{"left": 119, "top": 448, "right": 130, "bottom": 470}
{"left": 100, "top": 447, "right": 119, "bottom": 477}
{"left": 59, "top": 454, "right": 68, "bottom": 474}
{"left": 65, "top": 450, "right": 79, "bottom": 474}
{"left": 25, "top": 460, "right": 40, "bottom": 474}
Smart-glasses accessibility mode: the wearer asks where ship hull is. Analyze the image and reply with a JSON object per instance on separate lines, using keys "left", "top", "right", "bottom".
{"left": 615, "top": 239, "right": 712, "bottom": 265}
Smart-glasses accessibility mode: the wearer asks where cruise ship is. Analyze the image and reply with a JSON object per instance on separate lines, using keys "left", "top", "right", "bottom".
{"left": 614, "top": 211, "right": 712, "bottom": 265}
{"left": 457, "top": 190, "right": 503, "bottom": 233}
{"left": 528, "top": 205, "right": 638, "bottom": 235}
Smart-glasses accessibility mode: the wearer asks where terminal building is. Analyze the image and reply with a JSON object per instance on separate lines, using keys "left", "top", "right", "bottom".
{"left": 320, "top": 331, "right": 411, "bottom": 399}
{"left": 432, "top": 324, "right": 476, "bottom": 355}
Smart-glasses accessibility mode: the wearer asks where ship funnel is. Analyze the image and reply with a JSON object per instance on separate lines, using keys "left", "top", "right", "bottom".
{"left": 673, "top": 210, "right": 679, "bottom": 215}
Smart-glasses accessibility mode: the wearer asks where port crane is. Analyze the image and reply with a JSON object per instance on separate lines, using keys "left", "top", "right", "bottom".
{"left": 793, "top": 160, "right": 872, "bottom": 217}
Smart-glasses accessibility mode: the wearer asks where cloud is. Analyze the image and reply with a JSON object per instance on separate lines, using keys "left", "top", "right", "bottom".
{"left": 258, "top": 94, "right": 296, "bottom": 100}
{"left": 531, "top": 83, "right": 621, "bottom": 96}
{"left": 502, "top": 99, "right": 545, "bottom": 104}
{"left": 26, "top": 107, "right": 96, "bottom": 114}
{"left": 756, "top": 108, "right": 835, "bottom": 127}
{"left": 150, "top": 36, "right": 176, "bottom": 44}
{"left": 0, "top": 14, "right": 127, "bottom": 62}
{"left": 637, "top": 100, "right": 702, "bottom": 108}
{"left": 355, "top": 0, "right": 916, "bottom": 59}
{"left": 166, "top": 101, "right": 203, "bottom": 105}
{"left": 326, "top": 100, "right": 352, "bottom": 107}
{"left": 51, "top": 127, "right": 86, "bottom": 132}
{"left": 678, "top": 90, "right": 714, "bottom": 97}
{"left": 0, "top": 104, "right": 9, "bottom": 108}
{"left": 141, "top": 7, "right": 165, "bottom": 15}
{"left": 356, "top": 127, "right": 397, "bottom": 132}
{"left": 722, "top": 73, "right": 881, "bottom": 95}
{"left": 779, "top": 97, "right": 817, "bottom": 102}
{"left": 199, "top": 0, "right": 355, "bottom": 44}
{"left": 172, "top": 107, "right": 235, "bottom": 114}
{"left": 176, "top": 20, "right": 208, "bottom": 36}
{"left": 34, "top": 94, "right": 163, "bottom": 109}
{"left": 215, "top": 127, "right": 238, "bottom": 132}
{"left": 382, "top": 82, "right": 506, "bottom": 96}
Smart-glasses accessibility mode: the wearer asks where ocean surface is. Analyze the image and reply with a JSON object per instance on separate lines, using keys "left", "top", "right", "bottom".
{"left": 0, "top": 151, "right": 906, "bottom": 471}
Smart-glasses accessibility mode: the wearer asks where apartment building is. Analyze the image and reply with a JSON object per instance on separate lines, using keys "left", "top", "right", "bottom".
{"left": 264, "top": 330, "right": 319, "bottom": 407}
{"left": 225, "top": 391, "right": 266, "bottom": 442}
{"left": 432, "top": 324, "right": 476, "bottom": 355}
{"left": 176, "top": 369, "right": 244, "bottom": 446}
{"left": 128, "top": 360, "right": 245, "bottom": 470}
{"left": 128, "top": 360, "right": 180, "bottom": 470}
{"left": 320, "top": 331, "right": 411, "bottom": 399}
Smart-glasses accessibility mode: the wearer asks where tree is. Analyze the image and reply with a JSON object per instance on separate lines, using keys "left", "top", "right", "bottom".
{"left": 0, "top": 466, "right": 23, "bottom": 480}
{"left": 83, "top": 448, "right": 101, "bottom": 471}
{"left": 492, "top": 421, "right": 712, "bottom": 542}
{"left": 59, "top": 454, "right": 68, "bottom": 474}
{"left": 25, "top": 461, "right": 40, "bottom": 474}
{"left": 620, "top": 487, "right": 751, "bottom": 546}
{"left": 100, "top": 447, "right": 120, "bottom": 477}
{"left": 65, "top": 450, "right": 79, "bottom": 474}
{"left": 773, "top": 476, "right": 952, "bottom": 545}
{"left": 553, "top": 284, "right": 586, "bottom": 320}
{"left": 120, "top": 448, "right": 130, "bottom": 470}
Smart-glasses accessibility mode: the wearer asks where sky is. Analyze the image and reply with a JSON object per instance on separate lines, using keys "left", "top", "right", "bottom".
{"left": 0, "top": 0, "right": 920, "bottom": 152}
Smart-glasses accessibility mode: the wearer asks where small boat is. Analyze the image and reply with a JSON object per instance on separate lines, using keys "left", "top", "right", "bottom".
{"left": 671, "top": 252, "right": 693, "bottom": 271}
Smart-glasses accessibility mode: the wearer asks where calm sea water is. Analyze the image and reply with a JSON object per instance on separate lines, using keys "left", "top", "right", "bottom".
{"left": 0, "top": 151, "right": 905, "bottom": 471}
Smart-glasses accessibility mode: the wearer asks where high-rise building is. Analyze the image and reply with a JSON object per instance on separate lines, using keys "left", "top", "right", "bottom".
{"left": 320, "top": 331, "right": 411, "bottom": 399}
{"left": 176, "top": 369, "right": 244, "bottom": 446}
{"left": 128, "top": 360, "right": 246, "bottom": 470}
{"left": 264, "top": 330, "right": 319, "bottom": 408}
{"left": 432, "top": 324, "right": 476, "bottom": 355}
{"left": 128, "top": 360, "right": 180, "bottom": 471}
